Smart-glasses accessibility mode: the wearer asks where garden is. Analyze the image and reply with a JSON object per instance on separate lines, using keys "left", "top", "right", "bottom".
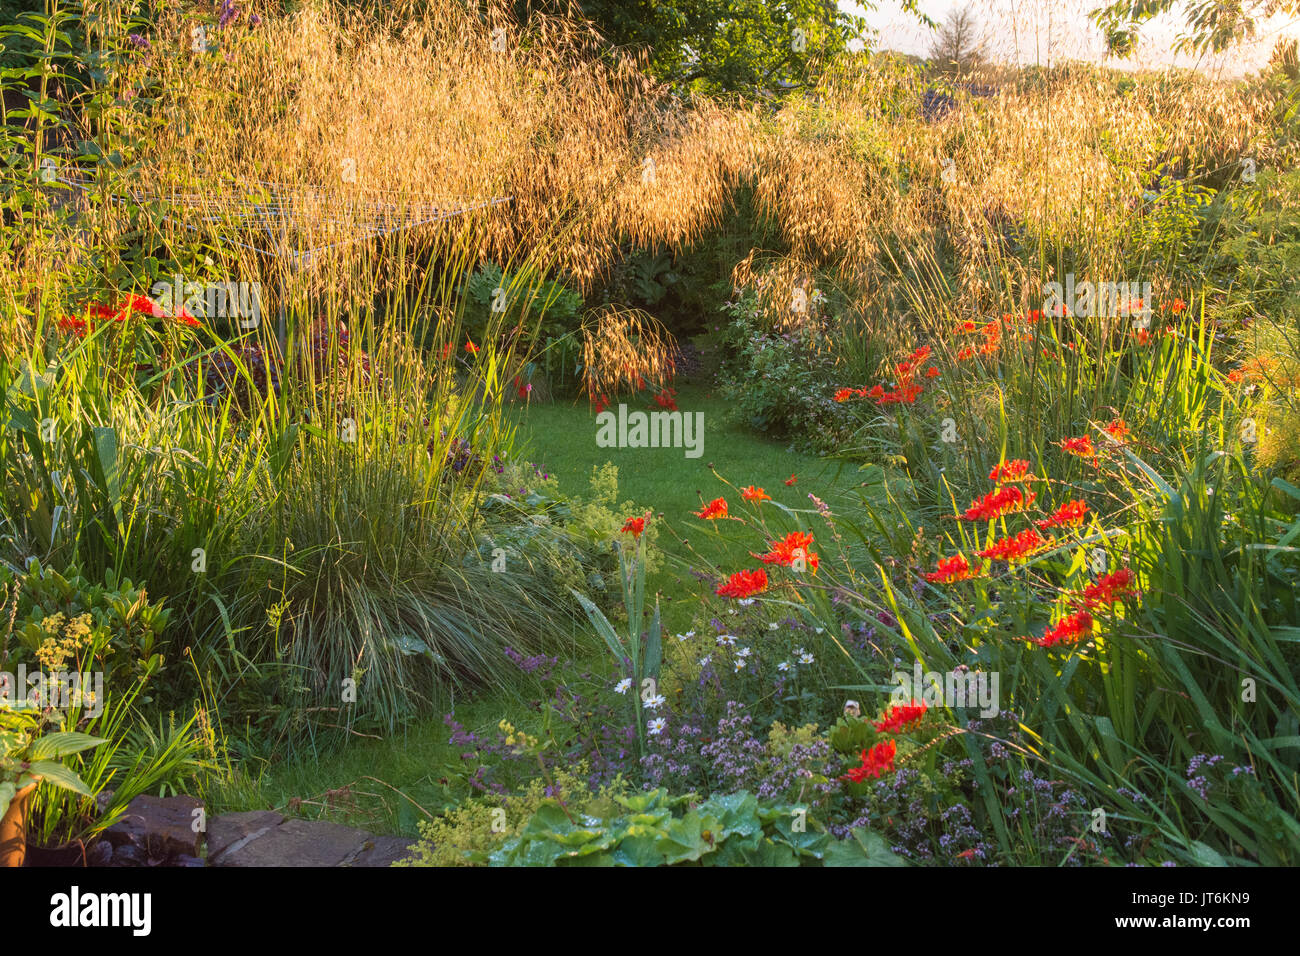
{"left": 1, "top": 0, "right": 1298, "bottom": 877}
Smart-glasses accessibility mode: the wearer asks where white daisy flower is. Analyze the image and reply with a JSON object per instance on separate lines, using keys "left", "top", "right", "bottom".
{"left": 647, "top": 717, "right": 667, "bottom": 735}
{"left": 716, "top": 634, "right": 737, "bottom": 646}
{"left": 739, "top": 598, "right": 755, "bottom": 607}
{"left": 768, "top": 622, "right": 779, "bottom": 631}
{"left": 643, "top": 694, "right": 667, "bottom": 710}
{"left": 799, "top": 652, "right": 815, "bottom": 665}
{"left": 727, "top": 608, "right": 737, "bottom": 615}
{"left": 814, "top": 627, "right": 825, "bottom": 634}
{"left": 614, "top": 678, "right": 632, "bottom": 694}
{"left": 737, "top": 647, "right": 752, "bottom": 659}
{"left": 699, "top": 655, "right": 712, "bottom": 667}
{"left": 777, "top": 661, "right": 791, "bottom": 672}
{"left": 676, "top": 630, "right": 696, "bottom": 641}
{"left": 733, "top": 658, "right": 746, "bottom": 672}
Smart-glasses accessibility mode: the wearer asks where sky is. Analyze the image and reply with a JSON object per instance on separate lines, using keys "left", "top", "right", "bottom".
{"left": 843, "top": 0, "right": 1300, "bottom": 76}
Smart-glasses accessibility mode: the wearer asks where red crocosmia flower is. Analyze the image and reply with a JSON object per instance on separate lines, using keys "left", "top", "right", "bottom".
{"left": 1104, "top": 418, "right": 1130, "bottom": 441}
{"left": 594, "top": 394, "right": 610, "bottom": 414}
{"left": 978, "top": 339, "right": 999, "bottom": 356}
{"left": 988, "top": 459, "right": 1031, "bottom": 483}
{"left": 841, "top": 740, "right": 897, "bottom": 782}
{"left": 1026, "top": 309, "right": 1043, "bottom": 323}
{"left": 833, "top": 387, "right": 855, "bottom": 403}
{"left": 57, "top": 315, "right": 88, "bottom": 336}
{"left": 653, "top": 389, "right": 678, "bottom": 411}
{"left": 757, "top": 530, "right": 819, "bottom": 573}
{"left": 1227, "top": 369, "right": 1244, "bottom": 384}
{"left": 1170, "top": 298, "right": 1187, "bottom": 314}
{"left": 715, "top": 568, "right": 768, "bottom": 599}
{"left": 922, "top": 553, "right": 983, "bottom": 583}
{"left": 867, "top": 384, "right": 885, "bottom": 399}
{"left": 1135, "top": 328, "right": 1151, "bottom": 346}
{"left": 1072, "top": 567, "right": 1137, "bottom": 608}
{"left": 957, "top": 347, "right": 976, "bottom": 361}
{"left": 1060, "top": 435, "right": 1094, "bottom": 458}
{"left": 955, "top": 320, "right": 977, "bottom": 334}
{"left": 960, "top": 486, "right": 1034, "bottom": 522}
{"left": 465, "top": 340, "right": 480, "bottom": 354}
{"left": 1036, "top": 499, "right": 1089, "bottom": 530}
{"left": 1032, "top": 610, "right": 1095, "bottom": 648}
{"left": 741, "top": 485, "right": 771, "bottom": 504}
{"left": 438, "top": 342, "right": 455, "bottom": 360}
{"left": 695, "top": 497, "right": 729, "bottom": 520}
{"left": 975, "top": 528, "right": 1048, "bottom": 562}
{"left": 911, "top": 345, "right": 931, "bottom": 363}
{"left": 925, "top": 366, "right": 939, "bottom": 378}
{"left": 784, "top": 474, "right": 797, "bottom": 486}
{"left": 1001, "top": 312, "right": 1016, "bottom": 326}
{"left": 620, "top": 516, "right": 646, "bottom": 538}
{"left": 874, "top": 701, "right": 927, "bottom": 734}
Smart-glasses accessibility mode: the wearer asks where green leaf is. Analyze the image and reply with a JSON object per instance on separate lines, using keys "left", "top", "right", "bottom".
{"left": 27, "top": 731, "right": 105, "bottom": 760}
{"left": 824, "top": 828, "right": 908, "bottom": 867}
{"left": 24, "top": 759, "right": 93, "bottom": 796}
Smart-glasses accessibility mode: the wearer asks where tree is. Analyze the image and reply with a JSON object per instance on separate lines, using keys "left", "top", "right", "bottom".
{"left": 927, "top": 5, "right": 987, "bottom": 76}
{"left": 1091, "top": 0, "right": 1300, "bottom": 57}
{"left": 508, "top": 0, "right": 933, "bottom": 97}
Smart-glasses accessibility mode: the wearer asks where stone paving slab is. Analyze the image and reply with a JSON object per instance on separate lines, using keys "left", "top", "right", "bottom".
{"left": 206, "top": 813, "right": 414, "bottom": 867}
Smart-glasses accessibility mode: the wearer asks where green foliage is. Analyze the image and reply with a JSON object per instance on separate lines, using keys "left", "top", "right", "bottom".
{"left": 461, "top": 261, "right": 583, "bottom": 348}
{"left": 485, "top": 787, "right": 904, "bottom": 867}
{"left": 0, "top": 562, "right": 171, "bottom": 702}
{"left": 716, "top": 296, "right": 856, "bottom": 452}
{"left": 0, "top": 708, "right": 102, "bottom": 820}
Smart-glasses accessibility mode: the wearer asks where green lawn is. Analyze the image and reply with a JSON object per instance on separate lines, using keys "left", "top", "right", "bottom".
{"left": 507, "top": 383, "right": 867, "bottom": 630}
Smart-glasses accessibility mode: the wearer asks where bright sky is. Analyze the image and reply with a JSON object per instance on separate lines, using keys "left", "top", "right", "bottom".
{"left": 844, "top": 0, "right": 1300, "bottom": 76}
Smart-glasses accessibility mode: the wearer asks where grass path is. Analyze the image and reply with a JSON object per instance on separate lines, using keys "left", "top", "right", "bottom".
{"left": 220, "top": 385, "right": 872, "bottom": 834}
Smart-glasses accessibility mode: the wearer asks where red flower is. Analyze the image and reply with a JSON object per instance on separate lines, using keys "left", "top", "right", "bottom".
{"left": 1104, "top": 418, "right": 1130, "bottom": 441}
{"left": 715, "top": 568, "right": 768, "bottom": 599}
{"left": 1032, "top": 610, "right": 1095, "bottom": 648}
{"left": 438, "top": 342, "right": 455, "bottom": 360}
{"left": 465, "top": 340, "right": 480, "bottom": 354}
{"left": 922, "top": 553, "right": 983, "bottom": 583}
{"left": 695, "top": 497, "right": 729, "bottom": 520}
{"left": 833, "top": 387, "right": 856, "bottom": 403}
{"left": 841, "top": 740, "right": 897, "bottom": 782}
{"left": 620, "top": 516, "right": 646, "bottom": 538}
{"left": 960, "top": 486, "right": 1034, "bottom": 521}
{"left": 1227, "top": 369, "right": 1244, "bottom": 384}
{"left": 988, "top": 459, "right": 1031, "bottom": 483}
{"left": 925, "top": 366, "right": 940, "bottom": 378}
{"left": 1025, "top": 309, "right": 1043, "bottom": 323}
{"left": 1036, "top": 500, "right": 1089, "bottom": 530}
{"left": 874, "top": 701, "right": 927, "bottom": 734}
{"left": 784, "top": 474, "right": 798, "bottom": 486}
{"left": 1072, "top": 568, "right": 1137, "bottom": 608}
{"left": 955, "top": 320, "right": 977, "bottom": 334}
{"left": 653, "top": 388, "right": 678, "bottom": 411}
{"left": 741, "top": 485, "right": 771, "bottom": 505}
{"left": 1060, "top": 435, "right": 1094, "bottom": 458}
{"left": 594, "top": 394, "right": 610, "bottom": 414}
{"left": 975, "top": 528, "right": 1048, "bottom": 562}
{"left": 1170, "top": 298, "right": 1187, "bottom": 314}
{"left": 956, "top": 347, "right": 976, "bottom": 361}
{"left": 757, "top": 530, "right": 819, "bottom": 573}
